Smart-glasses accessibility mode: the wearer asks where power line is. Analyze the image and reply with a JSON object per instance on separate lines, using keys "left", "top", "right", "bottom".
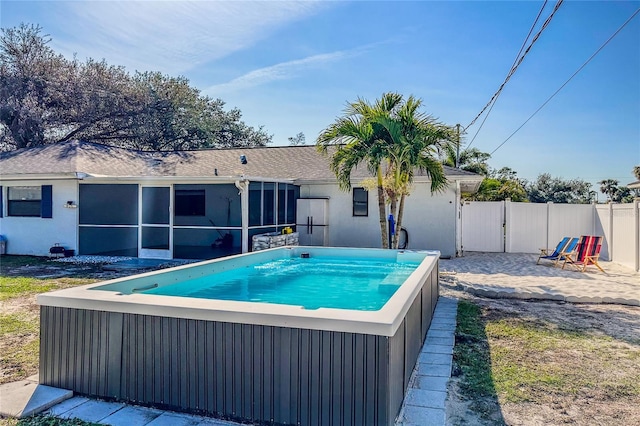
{"left": 489, "top": 6, "right": 640, "bottom": 156}
{"left": 465, "top": 0, "right": 550, "bottom": 150}
{"left": 465, "top": 0, "right": 564, "bottom": 136}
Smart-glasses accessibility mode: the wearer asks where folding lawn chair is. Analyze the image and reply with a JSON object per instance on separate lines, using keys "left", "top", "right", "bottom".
{"left": 562, "top": 235, "right": 605, "bottom": 273}
{"left": 537, "top": 237, "right": 578, "bottom": 267}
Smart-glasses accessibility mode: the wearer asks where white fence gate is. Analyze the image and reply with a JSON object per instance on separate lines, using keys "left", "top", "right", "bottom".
{"left": 461, "top": 201, "right": 504, "bottom": 252}
{"left": 461, "top": 200, "right": 640, "bottom": 271}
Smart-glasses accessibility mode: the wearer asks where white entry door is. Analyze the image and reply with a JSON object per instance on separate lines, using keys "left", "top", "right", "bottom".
{"left": 139, "top": 186, "right": 172, "bottom": 259}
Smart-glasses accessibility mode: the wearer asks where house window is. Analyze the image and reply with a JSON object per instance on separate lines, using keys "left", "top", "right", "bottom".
{"left": 8, "top": 186, "right": 42, "bottom": 217}
{"left": 175, "top": 189, "right": 205, "bottom": 216}
{"left": 353, "top": 187, "right": 368, "bottom": 217}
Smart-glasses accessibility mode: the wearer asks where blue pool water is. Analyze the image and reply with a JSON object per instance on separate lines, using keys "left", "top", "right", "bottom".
{"left": 142, "top": 256, "right": 420, "bottom": 311}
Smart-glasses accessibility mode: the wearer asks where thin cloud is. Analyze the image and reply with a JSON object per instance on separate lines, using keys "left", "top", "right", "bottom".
{"left": 48, "top": 1, "right": 330, "bottom": 74}
{"left": 204, "top": 41, "right": 390, "bottom": 95}
{"left": 204, "top": 50, "right": 352, "bottom": 94}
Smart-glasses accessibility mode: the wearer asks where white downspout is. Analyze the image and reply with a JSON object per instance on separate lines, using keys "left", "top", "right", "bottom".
{"left": 235, "top": 179, "right": 249, "bottom": 253}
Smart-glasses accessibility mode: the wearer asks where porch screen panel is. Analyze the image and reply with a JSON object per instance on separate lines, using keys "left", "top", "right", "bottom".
{"left": 278, "top": 184, "right": 286, "bottom": 224}
{"left": 79, "top": 184, "right": 138, "bottom": 225}
{"left": 263, "top": 183, "right": 275, "bottom": 226}
{"left": 142, "top": 227, "right": 170, "bottom": 250}
{"left": 79, "top": 227, "right": 138, "bottom": 256}
{"left": 174, "top": 184, "right": 241, "bottom": 227}
{"left": 142, "top": 187, "right": 169, "bottom": 224}
{"left": 286, "top": 185, "right": 299, "bottom": 224}
{"left": 249, "top": 182, "right": 262, "bottom": 226}
{"left": 173, "top": 229, "right": 241, "bottom": 259}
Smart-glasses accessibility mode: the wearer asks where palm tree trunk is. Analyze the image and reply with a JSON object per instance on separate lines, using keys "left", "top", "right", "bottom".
{"left": 393, "top": 194, "right": 406, "bottom": 248}
{"left": 377, "top": 166, "right": 388, "bottom": 248}
{"left": 389, "top": 193, "right": 398, "bottom": 248}
{"left": 389, "top": 194, "right": 397, "bottom": 247}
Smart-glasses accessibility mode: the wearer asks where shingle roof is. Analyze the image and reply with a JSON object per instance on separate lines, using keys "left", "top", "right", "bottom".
{"left": 0, "top": 140, "right": 482, "bottom": 183}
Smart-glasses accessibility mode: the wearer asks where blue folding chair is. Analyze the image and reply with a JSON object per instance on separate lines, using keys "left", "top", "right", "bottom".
{"left": 537, "top": 237, "right": 577, "bottom": 267}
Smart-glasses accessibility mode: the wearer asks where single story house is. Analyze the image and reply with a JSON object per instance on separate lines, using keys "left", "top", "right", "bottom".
{"left": 0, "top": 140, "right": 482, "bottom": 259}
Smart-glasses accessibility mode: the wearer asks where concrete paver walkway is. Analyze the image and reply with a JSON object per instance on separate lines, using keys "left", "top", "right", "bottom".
{"left": 395, "top": 296, "right": 458, "bottom": 426}
{"left": 440, "top": 253, "right": 639, "bottom": 306}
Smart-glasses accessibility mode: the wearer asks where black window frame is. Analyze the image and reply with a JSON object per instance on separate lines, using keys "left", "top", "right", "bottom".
{"left": 352, "top": 187, "right": 369, "bottom": 217}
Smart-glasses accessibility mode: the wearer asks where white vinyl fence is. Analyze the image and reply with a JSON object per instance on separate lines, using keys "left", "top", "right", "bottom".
{"left": 461, "top": 200, "right": 640, "bottom": 271}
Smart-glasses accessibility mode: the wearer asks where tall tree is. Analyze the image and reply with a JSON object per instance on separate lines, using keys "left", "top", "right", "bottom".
{"left": 442, "top": 143, "right": 527, "bottom": 202}
{"left": 442, "top": 147, "right": 491, "bottom": 176}
{"left": 317, "top": 93, "right": 404, "bottom": 248}
{"left": 0, "top": 23, "right": 271, "bottom": 151}
{"left": 527, "top": 174, "right": 594, "bottom": 204}
{"left": 599, "top": 178, "right": 635, "bottom": 203}
{"left": 288, "top": 132, "right": 306, "bottom": 146}
{"left": 372, "top": 95, "right": 454, "bottom": 247}
{"left": 0, "top": 23, "right": 69, "bottom": 149}
{"left": 317, "top": 93, "right": 453, "bottom": 249}
{"left": 599, "top": 179, "right": 620, "bottom": 202}
{"left": 633, "top": 165, "right": 640, "bottom": 180}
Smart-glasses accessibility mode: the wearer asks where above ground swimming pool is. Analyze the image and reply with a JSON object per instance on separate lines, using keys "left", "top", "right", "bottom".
{"left": 38, "top": 246, "right": 440, "bottom": 426}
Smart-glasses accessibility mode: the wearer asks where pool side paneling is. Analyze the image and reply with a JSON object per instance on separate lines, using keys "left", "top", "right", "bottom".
{"left": 386, "top": 260, "right": 439, "bottom": 425}
{"left": 39, "top": 260, "right": 440, "bottom": 426}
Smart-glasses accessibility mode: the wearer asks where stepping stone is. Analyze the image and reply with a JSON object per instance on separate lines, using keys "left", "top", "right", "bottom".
{"left": 413, "top": 375, "right": 449, "bottom": 392}
{"left": 415, "top": 363, "right": 452, "bottom": 378}
{"left": 0, "top": 380, "right": 73, "bottom": 418}
{"left": 100, "top": 405, "right": 164, "bottom": 425}
{"left": 418, "top": 352, "right": 452, "bottom": 365}
{"left": 404, "top": 388, "right": 447, "bottom": 409}
{"left": 58, "top": 399, "right": 125, "bottom": 423}
{"left": 398, "top": 405, "right": 445, "bottom": 425}
{"left": 146, "top": 413, "right": 203, "bottom": 426}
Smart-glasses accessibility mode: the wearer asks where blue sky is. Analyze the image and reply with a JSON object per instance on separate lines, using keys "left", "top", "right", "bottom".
{"left": 2, "top": 1, "right": 639, "bottom": 196}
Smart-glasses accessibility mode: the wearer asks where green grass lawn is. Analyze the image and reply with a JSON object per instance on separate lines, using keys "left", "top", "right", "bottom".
{"left": 0, "top": 257, "right": 106, "bottom": 425}
{"left": 0, "top": 276, "right": 93, "bottom": 301}
{"left": 0, "top": 415, "right": 100, "bottom": 426}
{"left": 453, "top": 299, "right": 640, "bottom": 423}
{"left": 0, "top": 256, "right": 98, "bottom": 385}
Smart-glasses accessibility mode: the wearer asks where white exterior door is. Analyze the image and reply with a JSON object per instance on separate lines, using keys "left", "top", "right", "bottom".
{"left": 461, "top": 201, "right": 504, "bottom": 252}
{"left": 139, "top": 186, "right": 173, "bottom": 259}
{"left": 296, "top": 198, "right": 329, "bottom": 246}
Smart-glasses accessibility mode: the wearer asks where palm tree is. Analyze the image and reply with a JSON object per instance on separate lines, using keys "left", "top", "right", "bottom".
{"left": 599, "top": 179, "right": 619, "bottom": 202}
{"left": 373, "top": 96, "right": 454, "bottom": 247}
{"left": 442, "top": 146, "right": 491, "bottom": 176}
{"left": 317, "top": 93, "right": 403, "bottom": 248}
{"left": 633, "top": 165, "right": 640, "bottom": 180}
{"left": 317, "top": 93, "right": 453, "bottom": 249}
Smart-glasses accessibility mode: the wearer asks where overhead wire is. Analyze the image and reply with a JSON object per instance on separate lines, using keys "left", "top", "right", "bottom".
{"left": 466, "top": 0, "right": 564, "bottom": 130}
{"left": 465, "top": 0, "right": 550, "bottom": 150}
{"left": 464, "top": 0, "right": 564, "bottom": 154}
{"left": 489, "top": 6, "right": 640, "bottom": 156}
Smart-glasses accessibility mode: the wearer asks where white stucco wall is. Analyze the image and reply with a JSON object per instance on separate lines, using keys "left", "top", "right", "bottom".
{"left": 300, "top": 181, "right": 457, "bottom": 257}
{"left": 400, "top": 184, "right": 457, "bottom": 257}
{"left": 0, "top": 179, "right": 79, "bottom": 256}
